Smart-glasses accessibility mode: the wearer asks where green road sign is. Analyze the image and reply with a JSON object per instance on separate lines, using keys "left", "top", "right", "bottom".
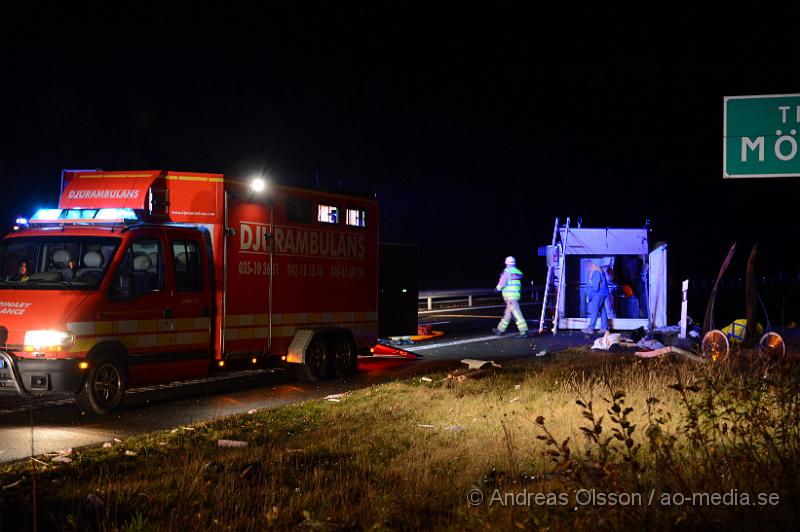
{"left": 724, "top": 93, "right": 800, "bottom": 178}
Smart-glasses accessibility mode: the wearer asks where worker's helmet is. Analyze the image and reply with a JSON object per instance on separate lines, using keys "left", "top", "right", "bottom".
{"left": 504, "top": 256, "right": 516, "bottom": 266}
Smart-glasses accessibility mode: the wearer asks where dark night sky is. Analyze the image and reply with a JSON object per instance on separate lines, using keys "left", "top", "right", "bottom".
{"left": 2, "top": 4, "right": 800, "bottom": 290}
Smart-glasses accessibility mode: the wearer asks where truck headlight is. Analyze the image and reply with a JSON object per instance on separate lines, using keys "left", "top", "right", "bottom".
{"left": 24, "top": 330, "right": 75, "bottom": 352}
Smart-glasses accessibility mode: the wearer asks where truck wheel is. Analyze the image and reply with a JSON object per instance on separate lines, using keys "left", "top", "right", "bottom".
{"left": 294, "top": 336, "right": 328, "bottom": 382}
{"left": 332, "top": 334, "right": 357, "bottom": 377}
{"left": 75, "top": 354, "right": 127, "bottom": 415}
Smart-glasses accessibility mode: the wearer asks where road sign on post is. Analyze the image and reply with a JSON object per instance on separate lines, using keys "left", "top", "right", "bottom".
{"left": 724, "top": 94, "right": 800, "bottom": 178}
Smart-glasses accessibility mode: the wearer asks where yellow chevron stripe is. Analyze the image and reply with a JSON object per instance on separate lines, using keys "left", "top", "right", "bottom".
{"left": 140, "top": 320, "right": 159, "bottom": 333}
{"left": 68, "top": 330, "right": 210, "bottom": 353}
{"left": 77, "top": 173, "right": 154, "bottom": 179}
{"left": 220, "top": 313, "right": 377, "bottom": 328}
{"left": 66, "top": 313, "right": 373, "bottom": 353}
{"left": 68, "top": 318, "right": 208, "bottom": 336}
{"left": 164, "top": 175, "right": 225, "bottom": 183}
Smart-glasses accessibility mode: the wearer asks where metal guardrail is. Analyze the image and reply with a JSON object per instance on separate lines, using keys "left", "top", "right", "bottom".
{"left": 419, "top": 285, "right": 544, "bottom": 310}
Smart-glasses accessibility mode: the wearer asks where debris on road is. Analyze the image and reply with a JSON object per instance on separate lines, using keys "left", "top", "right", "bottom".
{"left": 636, "top": 338, "right": 665, "bottom": 351}
{"left": 324, "top": 393, "right": 348, "bottom": 402}
{"left": 446, "top": 368, "right": 477, "bottom": 381}
{"left": 385, "top": 327, "right": 445, "bottom": 345}
{"left": 443, "top": 359, "right": 504, "bottom": 383}
{"left": 461, "top": 359, "right": 502, "bottom": 370}
{"left": 2, "top": 477, "right": 25, "bottom": 489}
{"left": 591, "top": 332, "right": 623, "bottom": 351}
{"left": 635, "top": 346, "right": 707, "bottom": 363}
{"left": 218, "top": 439, "right": 249, "bottom": 448}
{"left": 47, "top": 448, "right": 74, "bottom": 463}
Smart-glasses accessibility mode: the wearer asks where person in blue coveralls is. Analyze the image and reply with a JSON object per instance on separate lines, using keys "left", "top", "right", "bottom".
{"left": 582, "top": 263, "right": 609, "bottom": 334}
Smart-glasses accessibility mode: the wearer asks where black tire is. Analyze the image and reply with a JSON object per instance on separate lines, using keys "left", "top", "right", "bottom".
{"left": 331, "top": 334, "right": 357, "bottom": 377}
{"left": 294, "top": 336, "right": 329, "bottom": 382}
{"left": 75, "top": 354, "right": 127, "bottom": 415}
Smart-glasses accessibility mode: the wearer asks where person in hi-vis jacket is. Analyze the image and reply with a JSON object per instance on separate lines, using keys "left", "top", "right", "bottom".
{"left": 582, "top": 263, "right": 609, "bottom": 333}
{"left": 492, "top": 256, "right": 529, "bottom": 337}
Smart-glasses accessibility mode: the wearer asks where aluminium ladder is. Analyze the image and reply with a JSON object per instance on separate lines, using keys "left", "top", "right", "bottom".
{"left": 538, "top": 217, "right": 570, "bottom": 334}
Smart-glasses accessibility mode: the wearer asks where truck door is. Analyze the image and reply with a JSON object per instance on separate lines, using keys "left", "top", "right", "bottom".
{"left": 648, "top": 243, "right": 667, "bottom": 328}
{"left": 102, "top": 231, "right": 173, "bottom": 373}
{"left": 224, "top": 197, "right": 272, "bottom": 356}
{"left": 167, "top": 234, "right": 213, "bottom": 362}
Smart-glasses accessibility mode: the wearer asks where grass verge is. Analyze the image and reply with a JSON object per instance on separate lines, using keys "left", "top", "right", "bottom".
{"left": 1, "top": 348, "right": 800, "bottom": 530}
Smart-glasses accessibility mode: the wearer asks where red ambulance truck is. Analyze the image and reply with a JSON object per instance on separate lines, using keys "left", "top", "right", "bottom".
{"left": 0, "top": 170, "right": 378, "bottom": 414}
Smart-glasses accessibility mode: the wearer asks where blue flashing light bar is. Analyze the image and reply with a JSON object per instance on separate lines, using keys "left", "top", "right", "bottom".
{"left": 15, "top": 217, "right": 28, "bottom": 225}
{"left": 28, "top": 208, "right": 139, "bottom": 223}
{"left": 62, "top": 209, "right": 98, "bottom": 219}
{"left": 31, "top": 208, "right": 63, "bottom": 221}
{"left": 95, "top": 208, "right": 138, "bottom": 221}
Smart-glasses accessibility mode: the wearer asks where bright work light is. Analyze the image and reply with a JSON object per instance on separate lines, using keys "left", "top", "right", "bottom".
{"left": 24, "top": 330, "right": 74, "bottom": 352}
{"left": 250, "top": 177, "right": 267, "bottom": 193}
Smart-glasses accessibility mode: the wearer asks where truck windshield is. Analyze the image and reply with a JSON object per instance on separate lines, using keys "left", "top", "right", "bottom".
{"left": 0, "top": 236, "right": 121, "bottom": 290}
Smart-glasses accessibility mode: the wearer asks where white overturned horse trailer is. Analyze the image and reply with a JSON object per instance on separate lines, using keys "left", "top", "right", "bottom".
{"left": 538, "top": 219, "right": 667, "bottom": 332}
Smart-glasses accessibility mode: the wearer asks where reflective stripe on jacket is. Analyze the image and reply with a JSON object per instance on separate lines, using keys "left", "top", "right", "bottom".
{"left": 497, "top": 267, "right": 523, "bottom": 301}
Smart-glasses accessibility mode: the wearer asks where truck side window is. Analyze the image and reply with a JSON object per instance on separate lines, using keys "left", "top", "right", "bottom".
{"left": 318, "top": 204, "right": 339, "bottom": 224}
{"left": 111, "top": 239, "right": 164, "bottom": 301}
{"left": 346, "top": 208, "right": 366, "bottom": 227}
{"left": 172, "top": 240, "right": 202, "bottom": 291}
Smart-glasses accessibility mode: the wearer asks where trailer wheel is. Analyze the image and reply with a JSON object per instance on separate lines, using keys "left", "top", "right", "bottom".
{"left": 294, "top": 336, "right": 329, "bottom": 382}
{"left": 75, "top": 354, "right": 127, "bottom": 415}
{"left": 332, "top": 334, "right": 357, "bottom": 377}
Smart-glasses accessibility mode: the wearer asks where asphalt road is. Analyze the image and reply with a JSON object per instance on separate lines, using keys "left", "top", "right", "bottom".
{"left": 414, "top": 302, "right": 585, "bottom": 358}
{"left": 0, "top": 303, "right": 590, "bottom": 463}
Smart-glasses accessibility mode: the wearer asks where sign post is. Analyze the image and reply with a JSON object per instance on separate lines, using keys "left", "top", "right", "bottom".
{"left": 724, "top": 94, "right": 800, "bottom": 179}
{"left": 679, "top": 279, "right": 689, "bottom": 339}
